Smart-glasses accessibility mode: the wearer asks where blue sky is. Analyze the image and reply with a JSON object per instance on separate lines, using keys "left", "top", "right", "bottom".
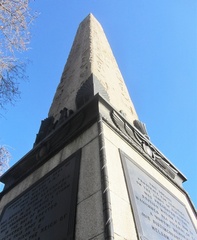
{"left": 0, "top": 0, "right": 197, "bottom": 207}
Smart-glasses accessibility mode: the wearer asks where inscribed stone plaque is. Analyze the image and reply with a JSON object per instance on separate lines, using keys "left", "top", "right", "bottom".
{"left": 0, "top": 150, "right": 81, "bottom": 240}
{"left": 120, "top": 151, "right": 197, "bottom": 240}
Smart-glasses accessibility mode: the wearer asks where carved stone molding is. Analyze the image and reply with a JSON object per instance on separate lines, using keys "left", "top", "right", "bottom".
{"left": 111, "top": 110, "right": 178, "bottom": 180}
{"left": 0, "top": 97, "right": 99, "bottom": 194}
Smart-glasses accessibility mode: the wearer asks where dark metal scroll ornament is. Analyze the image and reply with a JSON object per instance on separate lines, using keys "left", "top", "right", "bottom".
{"left": 55, "top": 107, "right": 74, "bottom": 128}
{"left": 34, "top": 116, "right": 54, "bottom": 146}
{"left": 1, "top": 97, "right": 96, "bottom": 192}
{"left": 133, "top": 119, "right": 149, "bottom": 139}
{"left": 36, "top": 142, "right": 51, "bottom": 160}
{"left": 34, "top": 107, "right": 73, "bottom": 147}
{"left": 111, "top": 110, "right": 177, "bottom": 179}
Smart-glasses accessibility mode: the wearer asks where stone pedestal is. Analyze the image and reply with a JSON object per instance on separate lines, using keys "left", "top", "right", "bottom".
{"left": 0, "top": 97, "right": 196, "bottom": 240}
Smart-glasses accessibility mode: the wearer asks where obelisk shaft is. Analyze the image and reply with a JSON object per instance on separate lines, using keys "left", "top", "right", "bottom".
{"left": 49, "top": 14, "right": 138, "bottom": 123}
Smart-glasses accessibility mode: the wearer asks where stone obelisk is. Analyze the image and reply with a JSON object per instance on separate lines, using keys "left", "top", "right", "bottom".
{"left": 48, "top": 13, "right": 138, "bottom": 123}
{"left": 0, "top": 14, "right": 196, "bottom": 240}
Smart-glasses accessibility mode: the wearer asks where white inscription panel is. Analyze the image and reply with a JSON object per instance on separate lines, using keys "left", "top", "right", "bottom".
{"left": 120, "top": 151, "right": 197, "bottom": 240}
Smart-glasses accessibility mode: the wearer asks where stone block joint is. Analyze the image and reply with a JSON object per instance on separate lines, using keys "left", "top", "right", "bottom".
{"left": 98, "top": 114, "right": 114, "bottom": 239}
